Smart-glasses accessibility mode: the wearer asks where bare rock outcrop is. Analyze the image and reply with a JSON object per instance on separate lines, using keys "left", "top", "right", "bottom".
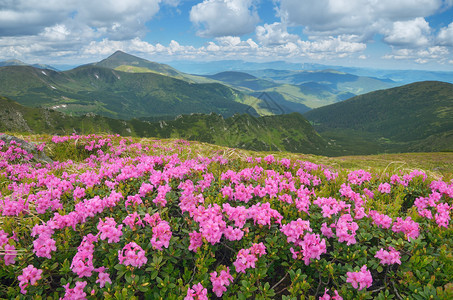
{"left": 0, "top": 134, "right": 53, "bottom": 163}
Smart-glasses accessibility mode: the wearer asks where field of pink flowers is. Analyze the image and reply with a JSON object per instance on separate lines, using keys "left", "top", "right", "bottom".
{"left": 0, "top": 134, "right": 452, "bottom": 299}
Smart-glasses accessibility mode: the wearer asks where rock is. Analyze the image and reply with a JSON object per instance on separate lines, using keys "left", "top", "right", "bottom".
{"left": 0, "top": 134, "right": 53, "bottom": 164}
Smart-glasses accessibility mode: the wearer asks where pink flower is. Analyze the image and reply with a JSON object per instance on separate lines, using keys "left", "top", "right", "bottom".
{"left": 151, "top": 221, "right": 172, "bottom": 250}
{"left": 321, "top": 222, "right": 335, "bottom": 238}
{"left": 335, "top": 214, "right": 358, "bottom": 246}
{"left": 233, "top": 249, "right": 257, "bottom": 273}
{"left": 378, "top": 183, "right": 391, "bottom": 194}
{"left": 300, "top": 233, "right": 326, "bottom": 265}
{"left": 61, "top": 281, "right": 87, "bottom": 300}
{"left": 280, "top": 219, "right": 312, "bottom": 244}
{"left": 368, "top": 210, "right": 392, "bottom": 229}
{"left": 97, "top": 217, "right": 123, "bottom": 243}
{"left": 185, "top": 282, "right": 208, "bottom": 300}
{"left": 233, "top": 243, "right": 266, "bottom": 273}
{"left": 2, "top": 244, "right": 17, "bottom": 265}
{"left": 210, "top": 267, "right": 234, "bottom": 297}
{"left": 392, "top": 217, "right": 419, "bottom": 241}
{"left": 435, "top": 203, "right": 451, "bottom": 228}
{"left": 320, "top": 288, "right": 343, "bottom": 300}
{"left": 188, "top": 231, "right": 203, "bottom": 252}
{"left": 375, "top": 247, "right": 401, "bottom": 265}
{"left": 17, "top": 265, "right": 43, "bottom": 294}
{"left": 346, "top": 265, "right": 373, "bottom": 291}
{"left": 95, "top": 267, "right": 112, "bottom": 288}
{"left": 139, "top": 182, "right": 154, "bottom": 197}
{"left": 250, "top": 242, "right": 266, "bottom": 257}
{"left": 33, "top": 234, "right": 57, "bottom": 259}
{"left": 118, "top": 242, "right": 147, "bottom": 268}
{"left": 223, "top": 226, "right": 244, "bottom": 241}
{"left": 122, "top": 212, "right": 144, "bottom": 230}
{"left": 125, "top": 194, "right": 143, "bottom": 207}
{"left": 347, "top": 170, "right": 372, "bottom": 185}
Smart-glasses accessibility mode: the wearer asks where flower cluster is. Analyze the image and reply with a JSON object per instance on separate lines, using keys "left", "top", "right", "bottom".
{"left": 118, "top": 242, "right": 147, "bottom": 268}
{"left": 233, "top": 243, "right": 266, "bottom": 273}
{"left": 0, "top": 134, "right": 451, "bottom": 299}
{"left": 346, "top": 265, "right": 373, "bottom": 291}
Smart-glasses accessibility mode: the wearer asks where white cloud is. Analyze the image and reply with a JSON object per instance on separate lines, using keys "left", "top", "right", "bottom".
{"left": 78, "top": 35, "right": 366, "bottom": 62}
{"left": 190, "top": 0, "right": 260, "bottom": 37}
{"left": 438, "top": 22, "right": 453, "bottom": 46}
{"left": 40, "top": 24, "right": 71, "bottom": 41}
{"left": 256, "top": 22, "right": 299, "bottom": 46}
{"left": 383, "top": 45, "right": 450, "bottom": 64}
{"left": 0, "top": 0, "right": 165, "bottom": 40}
{"left": 276, "top": 0, "right": 444, "bottom": 43}
{"left": 0, "top": 0, "right": 74, "bottom": 36}
{"left": 383, "top": 18, "right": 431, "bottom": 47}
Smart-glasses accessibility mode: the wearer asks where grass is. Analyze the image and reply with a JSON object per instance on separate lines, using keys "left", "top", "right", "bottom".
{"left": 9, "top": 133, "right": 453, "bottom": 181}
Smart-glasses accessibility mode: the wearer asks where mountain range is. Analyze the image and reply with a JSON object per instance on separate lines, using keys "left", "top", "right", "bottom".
{"left": 0, "top": 51, "right": 452, "bottom": 156}
{"left": 0, "top": 51, "right": 400, "bottom": 116}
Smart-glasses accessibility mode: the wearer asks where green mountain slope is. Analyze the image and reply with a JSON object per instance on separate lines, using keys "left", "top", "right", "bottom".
{"left": 93, "top": 50, "right": 183, "bottom": 78}
{"left": 135, "top": 112, "right": 326, "bottom": 153}
{"left": 304, "top": 81, "right": 453, "bottom": 155}
{"left": 0, "top": 65, "right": 260, "bottom": 120}
{"left": 0, "top": 96, "right": 325, "bottom": 154}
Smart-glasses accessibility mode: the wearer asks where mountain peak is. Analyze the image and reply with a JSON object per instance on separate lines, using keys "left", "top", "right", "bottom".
{"left": 94, "top": 51, "right": 181, "bottom": 77}
{"left": 100, "top": 50, "right": 146, "bottom": 64}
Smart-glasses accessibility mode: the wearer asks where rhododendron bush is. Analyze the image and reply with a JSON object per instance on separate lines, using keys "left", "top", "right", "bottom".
{"left": 0, "top": 134, "right": 452, "bottom": 299}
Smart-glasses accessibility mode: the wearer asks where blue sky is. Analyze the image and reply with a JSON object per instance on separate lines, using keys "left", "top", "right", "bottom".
{"left": 0, "top": 0, "right": 452, "bottom": 71}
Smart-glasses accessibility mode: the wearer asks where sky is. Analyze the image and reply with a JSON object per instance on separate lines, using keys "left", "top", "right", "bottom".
{"left": 0, "top": 0, "right": 453, "bottom": 71}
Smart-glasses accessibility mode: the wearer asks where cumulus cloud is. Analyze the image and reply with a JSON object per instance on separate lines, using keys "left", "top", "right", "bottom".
{"left": 256, "top": 22, "right": 299, "bottom": 46}
{"left": 190, "top": 0, "right": 260, "bottom": 37}
{"left": 0, "top": 0, "right": 166, "bottom": 40}
{"left": 383, "top": 18, "right": 431, "bottom": 47}
{"left": 383, "top": 45, "right": 449, "bottom": 64}
{"left": 438, "top": 22, "right": 453, "bottom": 46}
{"left": 276, "top": 0, "right": 445, "bottom": 40}
{"left": 80, "top": 34, "right": 366, "bottom": 62}
{"left": 0, "top": 0, "right": 74, "bottom": 36}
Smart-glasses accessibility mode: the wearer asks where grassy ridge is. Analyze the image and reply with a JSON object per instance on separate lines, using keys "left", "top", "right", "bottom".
{"left": 304, "top": 81, "right": 453, "bottom": 155}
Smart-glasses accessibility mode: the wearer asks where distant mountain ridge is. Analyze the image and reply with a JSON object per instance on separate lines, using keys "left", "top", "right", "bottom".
{"left": 0, "top": 59, "right": 58, "bottom": 71}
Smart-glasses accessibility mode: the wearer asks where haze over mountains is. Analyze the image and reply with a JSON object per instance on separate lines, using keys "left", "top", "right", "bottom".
{"left": 0, "top": 51, "right": 452, "bottom": 155}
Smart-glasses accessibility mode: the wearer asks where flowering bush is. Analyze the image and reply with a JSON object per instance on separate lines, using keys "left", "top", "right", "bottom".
{"left": 0, "top": 134, "right": 452, "bottom": 299}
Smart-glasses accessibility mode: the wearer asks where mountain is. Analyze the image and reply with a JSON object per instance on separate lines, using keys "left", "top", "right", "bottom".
{"left": 304, "top": 81, "right": 453, "bottom": 155}
{"left": 203, "top": 70, "right": 385, "bottom": 110}
{"left": 0, "top": 59, "right": 58, "bottom": 71}
{"left": 92, "top": 50, "right": 183, "bottom": 78}
{"left": 0, "top": 64, "right": 261, "bottom": 120}
{"left": 0, "top": 95, "right": 325, "bottom": 154}
{"left": 244, "top": 69, "right": 396, "bottom": 95}
{"left": 205, "top": 71, "right": 279, "bottom": 90}
{"left": 168, "top": 60, "right": 305, "bottom": 75}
